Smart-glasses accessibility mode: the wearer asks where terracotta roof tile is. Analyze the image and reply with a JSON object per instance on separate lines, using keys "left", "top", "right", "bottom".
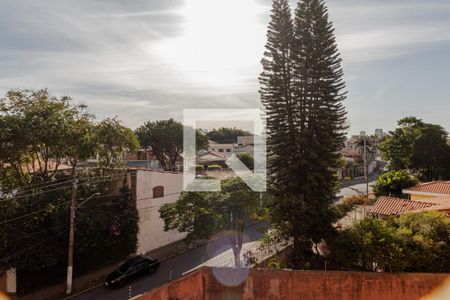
{"left": 370, "top": 196, "right": 434, "bottom": 216}
{"left": 403, "top": 181, "right": 450, "bottom": 195}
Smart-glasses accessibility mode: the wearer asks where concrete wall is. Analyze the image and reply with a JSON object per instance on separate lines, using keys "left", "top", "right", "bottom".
{"left": 135, "top": 267, "right": 449, "bottom": 300}
{"left": 135, "top": 170, "right": 187, "bottom": 254}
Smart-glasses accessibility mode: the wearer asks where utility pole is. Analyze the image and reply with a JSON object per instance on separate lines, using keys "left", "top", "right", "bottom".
{"left": 66, "top": 176, "right": 77, "bottom": 295}
{"left": 363, "top": 136, "right": 369, "bottom": 217}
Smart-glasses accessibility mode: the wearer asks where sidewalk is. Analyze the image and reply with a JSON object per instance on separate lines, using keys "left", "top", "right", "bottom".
{"left": 18, "top": 239, "right": 202, "bottom": 300}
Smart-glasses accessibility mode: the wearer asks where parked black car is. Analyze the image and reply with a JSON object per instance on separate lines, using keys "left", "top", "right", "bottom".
{"left": 105, "top": 255, "right": 160, "bottom": 287}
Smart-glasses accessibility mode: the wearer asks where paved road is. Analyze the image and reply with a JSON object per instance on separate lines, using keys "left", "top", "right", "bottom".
{"left": 336, "top": 171, "right": 379, "bottom": 200}
{"left": 74, "top": 222, "right": 268, "bottom": 300}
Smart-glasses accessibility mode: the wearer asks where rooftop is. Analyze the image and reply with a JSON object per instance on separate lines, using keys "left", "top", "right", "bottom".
{"left": 403, "top": 181, "right": 450, "bottom": 196}
{"left": 370, "top": 196, "right": 434, "bottom": 216}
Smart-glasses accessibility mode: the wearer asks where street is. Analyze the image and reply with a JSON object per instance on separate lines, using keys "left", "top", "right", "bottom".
{"left": 336, "top": 171, "right": 379, "bottom": 200}
{"left": 73, "top": 222, "right": 268, "bottom": 300}
{"left": 73, "top": 176, "right": 379, "bottom": 300}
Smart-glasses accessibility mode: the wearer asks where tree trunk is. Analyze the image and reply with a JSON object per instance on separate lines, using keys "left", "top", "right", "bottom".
{"left": 229, "top": 224, "right": 244, "bottom": 267}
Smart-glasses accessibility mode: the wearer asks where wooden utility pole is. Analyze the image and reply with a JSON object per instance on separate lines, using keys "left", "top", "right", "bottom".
{"left": 66, "top": 176, "right": 77, "bottom": 295}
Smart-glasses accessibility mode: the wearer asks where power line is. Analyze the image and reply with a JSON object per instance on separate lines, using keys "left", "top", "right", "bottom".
{"left": 13, "top": 172, "right": 137, "bottom": 196}
{"left": 0, "top": 172, "right": 137, "bottom": 203}
{"left": 0, "top": 201, "right": 70, "bottom": 225}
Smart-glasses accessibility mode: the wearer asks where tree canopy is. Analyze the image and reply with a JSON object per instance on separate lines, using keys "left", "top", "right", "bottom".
{"left": 260, "top": 0, "right": 347, "bottom": 267}
{"left": 373, "top": 170, "right": 419, "bottom": 198}
{"left": 206, "top": 127, "right": 251, "bottom": 144}
{"left": 159, "top": 177, "right": 261, "bottom": 266}
{"left": 0, "top": 89, "right": 139, "bottom": 291}
{"left": 135, "top": 118, "right": 208, "bottom": 171}
{"left": 329, "top": 212, "right": 450, "bottom": 272}
{"left": 379, "top": 116, "right": 450, "bottom": 180}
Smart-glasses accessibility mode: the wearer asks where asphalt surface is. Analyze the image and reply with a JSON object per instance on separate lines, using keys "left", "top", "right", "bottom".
{"left": 73, "top": 222, "right": 268, "bottom": 300}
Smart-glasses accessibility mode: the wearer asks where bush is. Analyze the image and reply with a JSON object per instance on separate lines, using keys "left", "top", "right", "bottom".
{"left": 335, "top": 195, "right": 375, "bottom": 217}
{"left": 329, "top": 212, "right": 450, "bottom": 272}
{"left": 195, "top": 164, "right": 205, "bottom": 171}
{"left": 236, "top": 153, "right": 254, "bottom": 170}
{"left": 207, "top": 164, "right": 222, "bottom": 170}
{"left": 373, "top": 170, "right": 418, "bottom": 198}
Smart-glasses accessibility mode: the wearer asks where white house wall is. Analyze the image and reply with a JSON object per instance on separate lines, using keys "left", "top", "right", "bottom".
{"left": 135, "top": 170, "right": 187, "bottom": 254}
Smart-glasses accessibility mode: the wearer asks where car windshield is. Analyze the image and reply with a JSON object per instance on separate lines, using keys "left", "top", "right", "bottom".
{"left": 118, "top": 257, "right": 142, "bottom": 273}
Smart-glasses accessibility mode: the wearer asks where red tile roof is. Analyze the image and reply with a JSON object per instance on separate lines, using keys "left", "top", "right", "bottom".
{"left": 403, "top": 181, "right": 450, "bottom": 195}
{"left": 370, "top": 196, "right": 434, "bottom": 216}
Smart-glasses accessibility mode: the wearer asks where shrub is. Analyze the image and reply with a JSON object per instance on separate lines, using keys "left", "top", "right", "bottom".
{"left": 207, "top": 164, "right": 222, "bottom": 170}
{"left": 329, "top": 212, "right": 450, "bottom": 272}
{"left": 373, "top": 170, "right": 418, "bottom": 198}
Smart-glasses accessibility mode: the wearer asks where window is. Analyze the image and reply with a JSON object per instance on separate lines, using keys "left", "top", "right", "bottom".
{"left": 218, "top": 149, "right": 224, "bottom": 152}
{"left": 226, "top": 149, "right": 231, "bottom": 152}
{"left": 153, "top": 186, "right": 164, "bottom": 198}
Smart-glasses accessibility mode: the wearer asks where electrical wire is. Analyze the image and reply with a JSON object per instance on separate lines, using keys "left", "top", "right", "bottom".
{"left": 0, "top": 201, "right": 71, "bottom": 225}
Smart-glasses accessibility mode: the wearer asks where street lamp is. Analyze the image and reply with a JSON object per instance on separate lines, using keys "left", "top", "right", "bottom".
{"left": 66, "top": 192, "right": 101, "bottom": 295}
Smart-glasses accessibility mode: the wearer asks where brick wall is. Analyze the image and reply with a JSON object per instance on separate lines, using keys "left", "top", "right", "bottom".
{"left": 135, "top": 267, "right": 449, "bottom": 300}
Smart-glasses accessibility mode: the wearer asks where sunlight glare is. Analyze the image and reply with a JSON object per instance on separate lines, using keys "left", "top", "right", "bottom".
{"left": 152, "top": 0, "right": 266, "bottom": 87}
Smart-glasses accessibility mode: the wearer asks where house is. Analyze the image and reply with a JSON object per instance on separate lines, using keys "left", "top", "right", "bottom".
{"left": 128, "top": 169, "right": 187, "bottom": 254}
{"left": 369, "top": 196, "right": 434, "bottom": 217}
{"left": 125, "top": 149, "right": 162, "bottom": 170}
{"left": 196, "top": 151, "right": 227, "bottom": 168}
{"left": 403, "top": 181, "right": 450, "bottom": 201}
{"left": 370, "top": 195, "right": 450, "bottom": 217}
{"left": 208, "top": 140, "right": 235, "bottom": 157}
{"left": 237, "top": 135, "right": 254, "bottom": 146}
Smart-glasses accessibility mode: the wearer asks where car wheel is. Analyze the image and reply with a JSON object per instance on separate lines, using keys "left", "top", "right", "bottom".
{"left": 117, "top": 279, "right": 126, "bottom": 287}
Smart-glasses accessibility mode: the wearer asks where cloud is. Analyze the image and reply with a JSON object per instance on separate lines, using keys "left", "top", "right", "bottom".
{"left": 0, "top": 0, "right": 449, "bottom": 133}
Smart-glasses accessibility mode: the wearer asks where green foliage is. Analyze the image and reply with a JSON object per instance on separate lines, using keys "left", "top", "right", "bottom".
{"left": 373, "top": 170, "right": 419, "bottom": 198}
{"left": 96, "top": 118, "right": 140, "bottom": 170}
{"left": 235, "top": 153, "right": 254, "bottom": 170}
{"left": 0, "top": 172, "right": 138, "bottom": 274}
{"left": 260, "top": 0, "right": 347, "bottom": 267}
{"left": 206, "top": 127, "right": 251, "bottom": 143}
{"left": 207, "top": 164, "right": 222, "bottom": 170}
{"left": 159, "top": 177, "right": 261, "bottom": 266}
{"left": 0, "top": 89, "right": 96, "bottom": 184}
{"left": 135, "top": 119, "right": 208, "bottom": 170}
{"left": 0, "top": 89, "right": 139, "bottom": 291}
{"left": 329, "top": 212, "right": 450, "bottom": 272}
{"left": 335, "top": 195, "right": 375, "bottom": 218}
{"left": 379, "top": 116, "right": 450, "bottom": 180}
{"left": 195, "top": 164, "right": 205, "bottom": 171}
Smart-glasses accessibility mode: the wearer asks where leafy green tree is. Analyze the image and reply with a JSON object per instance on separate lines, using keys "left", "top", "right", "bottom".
{"left": 410, "top": 125, "right": 450, "bottom": 181}
{"left": 260, "top": 0, "right": 347, "bottom": 267}
{"left": 0, "top": 89, "right": 96, "bottom": 186}
{"left": 235, "top": 153, "right": 254, "bottom": 171}
{"left": 206, "top": 127, "right": 251, "bottom": 144}
{"left": 96, "top": 118, "right": 139, "bottom": 170}
{"left": 329, "top": 212, "right": 450, "bottom": 272}
{"left": 0, "top": 89, "right": 139, "bottom": 291}
{"left": 373, "top": 170, "right": 418, "bottom": 198}
{"left": 135, "top": 119, "right": 208, "bottom": 171}
{"left": 159, "top": 177, "right": 261, "bottom": 267}
{"left": 379, "top": 116, "right": 450, "bottom": 180}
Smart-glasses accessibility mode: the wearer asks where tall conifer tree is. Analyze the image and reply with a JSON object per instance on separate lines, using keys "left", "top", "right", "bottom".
{"left": 261, "top": 0, "right": 347, "bottom": 267}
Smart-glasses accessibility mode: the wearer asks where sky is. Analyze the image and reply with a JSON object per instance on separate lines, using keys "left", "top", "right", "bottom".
{"left": 1, "top": 0, "right": 450, "bottom": 135}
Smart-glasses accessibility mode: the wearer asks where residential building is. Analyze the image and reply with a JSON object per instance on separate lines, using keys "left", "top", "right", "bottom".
{"left": 196, "top": 151, "right": 227, "bottom": 168}
{"left": 370, "top": 195, "right": 450, "bottom": 217}
{"left": 208, "top": 140, "right": 235, "bottom": 157}
{"left": 237, "top": 135, "right": 254, "bottom": 146}
{"left": 403, "top": 181, "right": 450, "bottom": 201}
{"left": 130, "top": 169, "right": 187, "bottom": 254}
